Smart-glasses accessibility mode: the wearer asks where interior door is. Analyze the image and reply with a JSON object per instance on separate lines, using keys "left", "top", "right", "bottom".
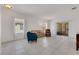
{"left": 76, "top": 34, "right": 79, "bottom": 50}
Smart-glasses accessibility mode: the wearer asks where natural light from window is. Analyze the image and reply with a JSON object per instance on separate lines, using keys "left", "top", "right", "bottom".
{"left": 15, "top": 18, "right": 24, "bottom": 33}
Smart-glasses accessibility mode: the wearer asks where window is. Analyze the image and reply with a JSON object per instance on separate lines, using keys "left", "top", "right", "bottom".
{"left": 15, "top": 18, "right": 24, "bottom": 33}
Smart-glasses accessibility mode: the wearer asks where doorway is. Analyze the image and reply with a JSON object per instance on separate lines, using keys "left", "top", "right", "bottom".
{"left": 57, "top": 22, "right": 69, "bottom": 36}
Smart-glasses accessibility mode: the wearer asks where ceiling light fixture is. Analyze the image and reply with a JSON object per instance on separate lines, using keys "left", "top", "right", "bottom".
{"left": 4, "top": 4, "right": 13, "bottom": 9}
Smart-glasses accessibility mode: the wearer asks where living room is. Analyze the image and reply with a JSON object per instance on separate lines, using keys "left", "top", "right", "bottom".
{"left": 0, "top": 4, "right": 79, "bottom": 55}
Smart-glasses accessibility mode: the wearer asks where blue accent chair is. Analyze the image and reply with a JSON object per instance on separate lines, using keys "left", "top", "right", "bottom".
{"left": 27, "top": 32, "right": 37, "bottom": 42}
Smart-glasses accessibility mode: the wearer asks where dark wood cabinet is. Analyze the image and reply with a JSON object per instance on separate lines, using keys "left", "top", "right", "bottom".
{"left": 76, "top": 34, "right": 79, "bottom": 50}
{"left": 45, "top": 29, "right": 51, "bottom": 37}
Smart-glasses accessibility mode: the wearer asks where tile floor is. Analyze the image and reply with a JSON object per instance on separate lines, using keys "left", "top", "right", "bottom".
{"left": 1, "top": 36, "right": 79, "bottom": 55}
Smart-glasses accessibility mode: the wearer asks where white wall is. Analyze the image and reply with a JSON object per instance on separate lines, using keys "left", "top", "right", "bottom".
{"left": 50, "top": 20, "right": 57, "bottom": 36}
{"left": 50, "top": 9, "right": 79, "bottom": 39}
{"left": 0, "top": 6, "right": 1, "bottom": 54}
{"left": 25, "top": 16, "right": 46, "bottom": 31}
{"left": 0, "top": 7, "right": 1, "bottom": 40}
{"left": 1, "top": 7, "right": 26, "bottom": 43}
{"left": 69, "top": 17, "right": 79, "bottom": 39}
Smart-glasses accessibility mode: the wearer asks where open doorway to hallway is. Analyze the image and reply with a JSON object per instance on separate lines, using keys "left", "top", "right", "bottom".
{"left": 57, "top": 22, "right": 69, "bottom": 36}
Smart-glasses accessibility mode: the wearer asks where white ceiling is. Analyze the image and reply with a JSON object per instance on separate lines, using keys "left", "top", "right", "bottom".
{"left": 12, "top": 4, "right": 79, "bottom": 20}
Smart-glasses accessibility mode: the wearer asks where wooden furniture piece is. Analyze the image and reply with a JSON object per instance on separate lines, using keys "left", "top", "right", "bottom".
{"left": 76, "top": 34, "right": 79, "bottom": 51}
{"left": 45, "top": 29, "right": 51, "bottom": 37}
{"left": 31, "top": 30, "right": 45, "bottom": 38}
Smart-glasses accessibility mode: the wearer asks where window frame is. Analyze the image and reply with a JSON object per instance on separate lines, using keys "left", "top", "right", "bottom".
{"left": 14, "top": 18, "right": 24, "bottom": 34}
